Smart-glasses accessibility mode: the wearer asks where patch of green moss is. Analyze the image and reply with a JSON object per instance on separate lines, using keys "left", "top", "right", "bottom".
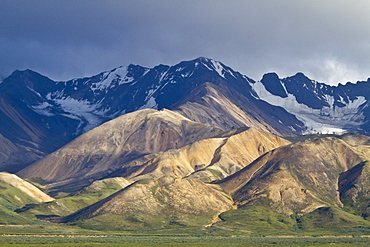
{"left": 0, "top": 181, "right": 43, "bottom": 207}
{"left": 29, "top": 177, "right": 49, "bottom": 185}
{"left": 298, "top": 206, "right": 370, "bottom": 235}
{"left": 206, "top": 169, "right": 224, "bottom": 180}
{"left": 283, "top": 134, "right": 338, "bottom": 143}
{"left": 75, "top": 213, "right": 210, "bottom": 232}
{"left": 20, "top": 180, "right": 126, "bottom": 217}
{"left": 136, "top": 178, "right": 152, "bottom": 184}
{"left": 213, "top": 200, "right": 296, "bottom": 236}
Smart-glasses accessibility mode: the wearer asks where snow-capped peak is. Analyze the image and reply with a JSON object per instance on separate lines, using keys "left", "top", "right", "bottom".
{"left": 193, "top": 57, "right": 237, "bottom": 79}
{"left": 251, "top": 77, "right": 367, "bottom": 135}
{"left": 93, "top": 66, "right": 134, "bottom": 92}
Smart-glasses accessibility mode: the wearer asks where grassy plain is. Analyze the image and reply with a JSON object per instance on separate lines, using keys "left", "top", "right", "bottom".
{"left": 1, "top": 235, "right": 370, "bottom": 246}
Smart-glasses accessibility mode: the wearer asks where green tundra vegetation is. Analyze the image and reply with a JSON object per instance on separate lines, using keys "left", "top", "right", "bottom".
{"left": 0, "top": 235, "right": 370, "bottom": 246}
{"left": 2, "top": 133, "right": 370, "bottom": 246}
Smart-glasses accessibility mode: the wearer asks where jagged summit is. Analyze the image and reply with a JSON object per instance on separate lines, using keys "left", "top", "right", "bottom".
{"left": 2, "top": 58, "right": 370, "bottom": 234}
{"left": 260, "top": 72, "right": 288, "bottom": 98}
{"left": 1, "top": 57, "right": 370, "bottom": 173}
{"left": 253, "top": 71, "right": 370, "bottom": 135}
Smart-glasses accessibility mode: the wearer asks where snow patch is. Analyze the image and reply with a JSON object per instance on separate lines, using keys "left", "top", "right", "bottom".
{"left": 251, "top": 80, "right": 366, "bottom": 134}
{"left": 47, "top": 90, "right": 64, "bottom": 99}
{"left": 32, "top": 102, "right": 54, "bottom": 116}
{"left": 159, "top": 69, "right": 170, "bottom": 82}
{"left": 92, "top": 66, "right": 133, "bottom": 92}
{"left": 26, "top": 86, "right": 42, "bottom": 97}
{"left": 210, "top": 60, "right": 225, "bottom": 78}
{"left": 145, "top": 89, "right": 156, "bottom": 101}
{"left": 55, "top": 97, "right": 104, "bottom": 132}
{"left": 137, "top": 97, "right": 158, "bottom": 110}
{"left": 202, "top": 62, "right": 213, "bottom": 71}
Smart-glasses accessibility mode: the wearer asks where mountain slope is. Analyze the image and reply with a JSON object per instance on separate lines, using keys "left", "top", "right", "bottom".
{"left": 17, "top": 109, "right": 224, "bottom": 193}
{"left": 0, "top": 134, "right": 20, "bottom": 171}
{"left": 217, "top": 137, "right": 364, "bottom": 215}
{"left": 18, "top": 177, "right": 132, "bottom": 218}
{"left": 107, "top": 127, "right": 290, "bottom": 183}
{"left": 0, "top": 70, "right": 82, "bottom": 172}
{"left": 42, "top": 134, "right": 370, "bottom": 232}
{"left": 1, "top": 58, "right": 370, "bottom": 174}
{"left": 173, "top": 81, "right": 302, "bottom": 136}
{"left": 0, "top": 57, "right": 304, "bottom": 172}
{"left": 0, "top": 172, "right": 53, "bottom": 225}
{"left": 252, "top": 72, "right": 370, "bottom": 135}
{"left": 58, "top": 176, "right": 233, "bottom": 230}
{"left": 0, "top": 172, "right": 54, "bottom": 204}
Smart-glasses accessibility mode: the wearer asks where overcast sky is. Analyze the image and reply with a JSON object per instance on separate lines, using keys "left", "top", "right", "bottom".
{"left": 1, "top": 0, "right": 369, "bottom": 85}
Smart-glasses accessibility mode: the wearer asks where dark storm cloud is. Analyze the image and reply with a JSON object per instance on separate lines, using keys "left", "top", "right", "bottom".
{"left": 1, "top": 0, "right": 369, "bottom": 85}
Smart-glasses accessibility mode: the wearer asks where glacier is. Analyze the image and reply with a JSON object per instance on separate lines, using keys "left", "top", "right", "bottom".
{"left": 251, "top": 79, "right": 366, "bottom": 134}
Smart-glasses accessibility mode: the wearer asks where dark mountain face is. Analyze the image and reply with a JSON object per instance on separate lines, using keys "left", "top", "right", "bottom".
{"left": 255, "top": 72, "right": 370, "bottom": 135}
{"left": 0, "top": 70, "right": 82, "bottom": 172}
{"left": 260, "top": 72, "right": 363, "bottom": 110}
{"left": 1, "top": 57, "right": 369, "bottom": 173}
{"left": 1, "top": 58, "right": 255, "bottom": 137}
{"left": 2, "top": 58, "right": 370, "bottom": 233}
{"left": 260, "top": 73, "right": 288, "bottom": 98}
{"left": 0, "top": 57, "right": 304, "bottom": 172}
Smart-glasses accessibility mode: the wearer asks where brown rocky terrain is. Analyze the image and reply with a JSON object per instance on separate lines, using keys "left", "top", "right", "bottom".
{"left": 0, "top": 134, "right": 18, "bottom": 164}
{"left": 174, "top": 82, "right": 301, "bottom": 136}
{"left": 17, "top": 109, "right": 224, "bottom": 192}
{"left": 217, "top": 137, "right": 365, "bottom": 215}
{"left": 59, "top": 176, "right": 233, "bottom": 226}
{"left": 5, "top": 101, "right": 370, "bottom": 232}
{"left": 2, "top": 58, "right": 370, "bottom": 234}
{"left": 9, "top": 131, "right": 370, "bottom": 233}
{"left": 51, "top": 134, "right": 370, "bottom": 232}
{"left": 111, "top": 127, "right": 290, "bottom": 182}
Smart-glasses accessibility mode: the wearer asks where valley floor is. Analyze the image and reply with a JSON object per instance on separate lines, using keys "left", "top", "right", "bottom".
{"left": 1, "top": 234, "right": 370, "bottom": 246}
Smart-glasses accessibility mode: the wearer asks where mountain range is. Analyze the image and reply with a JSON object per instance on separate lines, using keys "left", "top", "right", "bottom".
{"left": 1, "top": 57, "right": 370, "bottom": 235}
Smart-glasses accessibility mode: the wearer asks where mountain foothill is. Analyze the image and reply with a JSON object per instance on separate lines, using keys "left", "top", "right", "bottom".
{"left": 1, "top": 57, "right": 370, "bottom": 234}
